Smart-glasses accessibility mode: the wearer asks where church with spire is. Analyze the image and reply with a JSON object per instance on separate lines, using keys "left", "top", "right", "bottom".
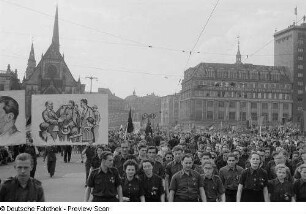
{"left": 22, "top": 7, "right": 85, "bottom": 117}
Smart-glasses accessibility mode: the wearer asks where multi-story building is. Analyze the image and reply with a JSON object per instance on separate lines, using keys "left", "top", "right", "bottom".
{"left": 22, "top": 7, "right": 85, "bottom": 118}
{"left": 179, "top": 46, "right": 293, "bottom": 127}
{"left": 274, "top": 22, "right": 306, "bottom": 123}
{"left": 97, "top": 88, "right": 128, "bottom": 129}
{"left": 161, "top": 94, "right": 179, "bottom": 127}
{"left": 0, "top": 64, "right": 21, "bottom": 91}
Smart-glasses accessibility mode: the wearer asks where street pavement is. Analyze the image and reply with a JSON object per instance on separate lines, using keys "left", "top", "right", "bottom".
{"left": 0, "top": 152, "right": 87, "bottom": 202}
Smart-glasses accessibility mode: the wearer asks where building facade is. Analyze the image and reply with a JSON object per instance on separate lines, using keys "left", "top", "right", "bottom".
{"left": 22, "top": 7, "right": 85, "bottom": 118}
{"left": 179, "top": 56, "right": 293, "bottom": 127}
{"left": 161, "top": 94, "right": 179, "bottom": 127}
{"left": 0, "top": 64, "right": 21, "bottom": 91}
{"left": 97, "top": 88, "right": 128, "bottom": 129}
{"left": 274, "top": 22, "right": 306, "bottom": 123}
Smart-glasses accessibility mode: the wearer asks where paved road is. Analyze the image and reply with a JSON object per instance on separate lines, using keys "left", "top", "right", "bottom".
{"left": 0, "top": 152, "right": 87, "bottom": 202}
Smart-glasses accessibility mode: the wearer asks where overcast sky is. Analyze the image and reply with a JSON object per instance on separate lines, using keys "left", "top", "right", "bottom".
{"left": 1, "top": 0, "right": 305, "bottom": 98}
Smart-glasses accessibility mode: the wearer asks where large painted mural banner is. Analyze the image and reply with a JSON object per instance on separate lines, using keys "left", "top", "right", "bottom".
{"left": 0, "top": 90, "right": 26, "bottom": 146}
{"left": 31, "top": 94, "right": 108, "bottom": 146}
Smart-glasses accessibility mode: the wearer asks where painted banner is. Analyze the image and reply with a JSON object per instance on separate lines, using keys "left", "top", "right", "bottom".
{"left": 31, "top": 94, "right": 108, "bottom": 146}
{"left": 0, "top": 90, "right": 26, "bottom": 146}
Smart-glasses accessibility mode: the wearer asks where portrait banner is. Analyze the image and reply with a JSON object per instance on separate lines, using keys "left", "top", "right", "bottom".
{"left": 0, "top": 90, "right": 26, "bottom": 146}
{"left": 31, "top": 94, "right": 108, "bottom": 146}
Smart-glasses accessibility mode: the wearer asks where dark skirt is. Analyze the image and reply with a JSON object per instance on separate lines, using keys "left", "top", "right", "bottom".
{"left": 241, "top": 189, "right": 264, "bottom": 202}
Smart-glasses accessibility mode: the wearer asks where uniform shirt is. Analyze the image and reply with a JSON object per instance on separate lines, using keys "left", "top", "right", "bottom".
{"left": 202, "top": 175, "right": 225, "bottom": 202}
{"left": 87, "top": 167, "right": 121, "bottom": 198}
{"left": 140, "top": 174, "right": 165, "bottom": 202}
{"left": 265, "top": 160, "right": 293, "bottom": 182}
{"left": 293, "top": 179, "right": 306, "bottom": 202}
{"left": 169, "top": 169, "right": 203, "bottom": 201}
{"left": 239, "top": 167, "right": 268, "bottom": 191}
{"left": 113, "top": 154, "right": 136, "bottom": 177}
{"left": 122, "top": 176, "right": 144, "bottom": 202}
{"left": 165, "top": 160, "right": 182, "bottom": 182}
{"left": 0, "top": 177, "right": 45, "bottom": 202}
{"left": 219, "top": 165, "right": 244, "bottom": 190}
{"left": 268, "top": 178, "right": 294, "bottom": 202}
{"left": 139, "top": 161, "right": 165, "bottom": 179}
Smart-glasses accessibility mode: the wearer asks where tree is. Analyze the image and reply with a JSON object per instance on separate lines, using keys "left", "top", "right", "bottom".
{"left": 127, "top": 108, "right": 134, "bottom": 133}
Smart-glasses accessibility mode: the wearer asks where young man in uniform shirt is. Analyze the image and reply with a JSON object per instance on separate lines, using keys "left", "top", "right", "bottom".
{"left": 140, "top": 159, "right": 165, "bottom": 202}
{"left": 146, "top": 146, "right": 165, "bottom": 178}
{"left": 202, "top": 160, "right": 225, "bottom": 202}
{"left": 136, "top": 144, "right": 147, "bottom": 164}
{"left": 0, "top": 153, "right": 45, "bottom": 202}
{"left": 293, "top": 151, "right": 306, "bottom": 179}
{"left": 165, "top": 146, "right": 183, "bottom": 199}
{"left": 113, "top": 141, "right": 136, "bottom": 178}
{"left": 169, "top": 154, "right": 207, "bottom": 202}
{"left": 84, "top": 151, "right": 123, "bottom": 202}
{"left": 219, "top": 153, "right": 243, "bottom": 202}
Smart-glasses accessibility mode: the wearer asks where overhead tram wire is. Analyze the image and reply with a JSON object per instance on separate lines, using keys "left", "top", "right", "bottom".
{"left": 245, "top": 16, "right": 306, "bottom": 61}
{"left": 182, "top": 0, "right": 221, "bottom": 85}
{"left": 0, "top": 0, "right": 201, "bottom": 56}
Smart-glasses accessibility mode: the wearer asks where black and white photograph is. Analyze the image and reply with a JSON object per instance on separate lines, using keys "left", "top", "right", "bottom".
{"left": 0, "top": 0, "right": 306, "bottom": 213}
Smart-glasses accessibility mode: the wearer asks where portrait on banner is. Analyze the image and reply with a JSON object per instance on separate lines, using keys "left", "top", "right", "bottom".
{"left": 31, "top": 94, "right": 108, "bottom": 146}
{"left": 0, "top": 90, "right": 26, "bottom": 146}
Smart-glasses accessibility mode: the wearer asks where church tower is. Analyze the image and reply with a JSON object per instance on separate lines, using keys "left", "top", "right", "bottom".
{"left": 236, "top": 37, "right": 242, "bottom": 64}
{"left": 25, "top": 42, "right": 36, "bottom": 79}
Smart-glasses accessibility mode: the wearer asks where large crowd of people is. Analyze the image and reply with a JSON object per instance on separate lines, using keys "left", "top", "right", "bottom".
{"left": 1, "top": 124, "right": 306, "bottom": 202}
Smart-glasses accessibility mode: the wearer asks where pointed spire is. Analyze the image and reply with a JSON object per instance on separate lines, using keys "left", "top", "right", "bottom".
{"left": 26, "top": 42, "right": 36, "bottom": 79}
{"left": 133, "top": 89, "right": 136, "bottom": 96}
{"left": 52, "top": 5, "right": 60, "bottom": 52}
{"left": 236, "top": 36, "right": 242, "bottom": 64}
{"left": 78, "top": 75, "right": 81, "bottom": 83}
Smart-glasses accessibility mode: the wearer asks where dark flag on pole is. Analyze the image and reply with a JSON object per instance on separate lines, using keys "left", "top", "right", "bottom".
{"left": 127, "top": 108, "right": 134, "bottom": 133}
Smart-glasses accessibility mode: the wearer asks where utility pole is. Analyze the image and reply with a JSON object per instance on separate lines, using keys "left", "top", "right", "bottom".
{"left": 85, "top": 76, "right": 98, "bottom": 93}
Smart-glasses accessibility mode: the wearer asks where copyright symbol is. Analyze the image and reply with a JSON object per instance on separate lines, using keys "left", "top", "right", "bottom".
{"left": 0, "top": 206, "right": 5, "bottom": 211}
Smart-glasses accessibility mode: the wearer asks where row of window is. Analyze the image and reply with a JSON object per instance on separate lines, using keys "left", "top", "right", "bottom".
{"left": 196, "top": 111, "right": 288, "bottom": 121}
{"left": 204, "top": 101, "right": 289, "bottom": 110}
{"left": 187, "top": 90, "right": 292, "bottom": 100}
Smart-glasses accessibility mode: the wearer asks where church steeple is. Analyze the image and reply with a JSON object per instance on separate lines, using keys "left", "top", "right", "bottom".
{"left": 26, "top": 42, "right": 36, "bottom": 79}
{"left": 236, "top": 36, "right": 242, "bottom": 64}
{"left": 52, "top": 6, "right": 60, "bottom": 52}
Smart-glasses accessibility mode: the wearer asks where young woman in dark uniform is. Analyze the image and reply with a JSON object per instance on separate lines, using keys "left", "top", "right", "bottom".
{"left": 237, "top": 152, "right": 269, "bottom": 202}
{"left": 121, "top": 159, "right": 145, "bottom": 202}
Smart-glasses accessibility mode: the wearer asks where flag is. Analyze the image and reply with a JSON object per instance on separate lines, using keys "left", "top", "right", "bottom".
{"left": 127, "top": 108, "right": 134, "bottom": 133}
{"left": 295, "top": 7, "right": 297, "bottom": 15}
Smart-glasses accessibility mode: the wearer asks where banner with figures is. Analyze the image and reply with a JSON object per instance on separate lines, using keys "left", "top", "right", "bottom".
{"left": 0, "top": 90, "right": 26, "bottom": 146}
{"left": 31, "top": 94, "right": 108, "bottom": 146}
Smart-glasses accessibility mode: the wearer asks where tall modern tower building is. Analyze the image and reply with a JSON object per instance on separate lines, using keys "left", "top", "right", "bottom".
{"left": 274, "top": 21, "right": 306, "bottom": 123}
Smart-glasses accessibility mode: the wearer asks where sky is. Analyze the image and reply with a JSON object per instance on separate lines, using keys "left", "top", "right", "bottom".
{"left": 1, "top": 0, "right": 306, "bottom": 98}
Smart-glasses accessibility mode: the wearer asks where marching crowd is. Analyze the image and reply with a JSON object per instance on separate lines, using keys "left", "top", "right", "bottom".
{"left": 1, "top": 125, "right": 306, "bottom": 202}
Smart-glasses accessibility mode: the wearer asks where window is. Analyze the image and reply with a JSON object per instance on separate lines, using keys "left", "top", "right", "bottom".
{"left": 229, "top": 101, "right": 236, "bottom": 108}
{"left": 240, "top": 112, "right": 246, "bottom": 121}
{"left": 298, "top": 90, "right": 303, "bottom": 94}
{"left": 273, "top": 103, "right": 278, "bottom": 109}
{"left": 251, "top": 112, "right": 257, "bottom": 121}
{"left": 272, "top": 113, "right": 278, "bottom": 121}
{"left": 298, "top": 56, "right": 304, "bottom": 60}
{"left": 251, "top": 102, "right": 257, "bottom": 109}
{"left": 298, "top": 73, "right": 303, "bottom": 78}
{"left": 298, "top": 65, "right": 304, "bottom": 69}
{"left": 298, "top": 82, "right": 303, "bottom": 86}
{"left": 262, "top": 103, "right": 268, "bottom": 110}
{"left": 240, "top": 102, "right": 246, "bottom": 108}
{"left": 207, "top": 111, "right": 213, "bottom": 120}
{"left": 219, "top": 101, "right": 225, "bottom": 108}
{"left": 207, "top": 101, "right": 214, "bottom": 107}
{"left": 298, "top": 48, "right": 304, "bottom": 52}
{"left": 218, "top": 111, "right": 224, "bottom": 120}
{"left": 262, "top": 113, "right": 268, "bottom": 122}
{"left": 0, "top": 84, "right": 4, "bottom": 91}
{"left": 229, "top": 112, "right": 236, "bottom": 120}
{"left": 279, "top": 94, "right": 283, "bottom": 99}
{"left": 258, "top": 93, "right": 262, "bottom": 99}
{"left": 283, "top": 103, "right": 289, "bottom": 110}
